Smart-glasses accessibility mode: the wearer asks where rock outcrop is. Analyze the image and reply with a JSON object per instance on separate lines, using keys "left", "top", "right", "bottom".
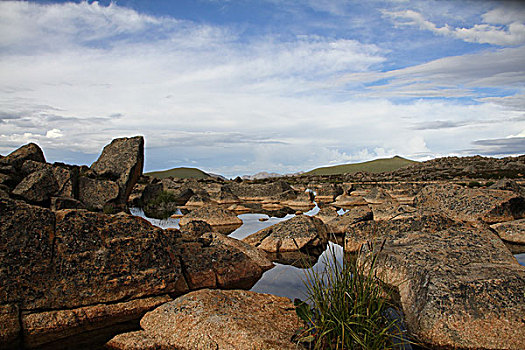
{"left": 490, "top": 219, "right": 525, "bottom": 253}
{"left": 106, "top": 289, "right": 303, "bottom": 350}
{"left": 243, "top": 214, "right": 328, "bottom": 253}
{"left": 325, "top": 205, "right": 373, "bottom": 235}
{"left": 414, "top": 184, "right": 525, "bottom": 224}
{"left": 360, "top": 224, "right": 525, "bottom": 349}
{"left": 0, "top": 197, "right": 271, "bottom": 348}
{"left": 91, "top": 136, "right": 144, "bottom": 204}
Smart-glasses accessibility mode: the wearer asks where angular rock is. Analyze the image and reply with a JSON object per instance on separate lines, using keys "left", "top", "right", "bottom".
{"left": 179, "top": 220, "right": 213, "bottom": 237}
{"left": 314, "top": 183, "right": 344, "bottom": 204}
{"left": 12, "top": 168, "right": 58, "bottom": 203}
{"left": 325, "top": 205, "right": 373, "bottom": 235}
{"left": 227, "top": 180, "right": 297, "bottom": 202}
{"left": 106, "top": 289, "right": 303, "bottom": 350}
{"left": 243, "top": 215, "right": 328, "bottom": 252}
{"left": 361, "top": 224, "right": 525, "bottom": 350}
{"left": 491, "top": 219, "right": 525, "bottom": 253}
{"left": 0, "top": 143, "right": 45, "bottom": 170}
{"left": 415, "top": 184, "right": 525, "bottom": 224}
{"left": 78, "top": 176, "right": 119, "bottom": 210}
{"left": 91, "top": 136, "right": 144, "bottom": 204}
{"left": 22, "top": 295, "right": 171, "bottom": 349}
{"left": 488, "top": 179, "right": 524, "bottom": 195}
{"left": 19, "top": 160, "right": 78, "bottom": 199}
{"left": 179, "top": 205, "right": 242, "bottom": 234}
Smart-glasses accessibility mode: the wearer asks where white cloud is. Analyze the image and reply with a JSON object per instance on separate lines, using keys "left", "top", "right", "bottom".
{"left": 383, "top": 4, "right": 525, "bottom": 46}
{"left": 45, "top": 128, "right": 63, "bottom": 138}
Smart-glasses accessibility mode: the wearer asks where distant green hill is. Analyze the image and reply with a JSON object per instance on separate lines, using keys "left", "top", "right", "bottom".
{"left": 145, "top": 167, "right": 211, "bottom": 179}
{"left": 305, "top": 156, "right": 417, "bottom": 176}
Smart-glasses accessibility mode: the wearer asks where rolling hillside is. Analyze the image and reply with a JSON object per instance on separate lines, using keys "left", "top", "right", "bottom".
{"left": 305, "top": 156, "right": 417, "bottom": 176}
{"left": 145, "top": 167, "right": 211, "bottom": 179}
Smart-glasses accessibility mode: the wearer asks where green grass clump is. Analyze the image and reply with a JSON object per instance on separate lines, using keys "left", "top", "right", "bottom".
{"left": 294, "top": 245, "right": 404, "bottom": 349}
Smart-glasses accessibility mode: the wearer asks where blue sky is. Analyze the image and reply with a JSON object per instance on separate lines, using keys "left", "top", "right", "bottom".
{"left": 0, "top": 0, "right": 524, "bottom": 177}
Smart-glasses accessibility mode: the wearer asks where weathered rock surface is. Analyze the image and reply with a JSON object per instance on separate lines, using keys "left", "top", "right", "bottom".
{"left": 363, "top": 187, "right": 395, "bottom": 204}
{"left": 179, "top": 205, "right": 242, "bottom": 234}
{"left": 78, "top": 176, "right": 119, "bottom": 210}
{"left": 325, "top": 205, "right": 373, "bottom": 235}
{"left": 415, "top": 184, "right": 525, "bottom": 224}
{"left": 179, "top": 220, "right": 213, "bottom": 237}
{"left": 314, "top": 206, "right": 339, "bottom": 224}
{"left": 243, "top": 214, "right": 328, "bottom": 252}
{"left": 12, "top": 168, "right": 58, "bottom": 203}
{"left": 332, "top": 193, "right": 368, "bottom": 207}
{"left": 314, "top": 183, "right": 344, "bottom": 204}
{"left": 1, "top": 197, "right": 271, "bottom": 348}
{"left": 22, "top": 295, "right": 171, "bottom": 348}
{"left": 91, "top": 136, "right": 144, "bottom": 204}
{"left": 491, "top": 219, "right": 525, "bottom": 250}
{"left": 361, "top": 224, "right": 525, "bottom": 349}
{"left": 106, "top": 289, "right": 303, "bottom": 350}
{"left": 0, "top": 143, "right": 45, "bottom": 170}
{"left": 371, "top": 202, "right": 417, "bottom": 221}
{"left": 227, "top": 180, "right": 297, "bottom": 201}
{"left": 0, "top": 304, "right": 20, "bottom": 349}
{"left": 345, "top": 214, "right": 457, "bottom": 253}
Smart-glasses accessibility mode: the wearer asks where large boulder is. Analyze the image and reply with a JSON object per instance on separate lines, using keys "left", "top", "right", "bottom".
{"left": 415, "top": 184, "right": 525, "bottom": 224}
{"left": 90, "top": 136, "right": 144, "bottom": 204}
{"left": 106, "top": 289, "right": 303, "bottom": 350}
{"left": 0, "top": 143, "right": 45, "bottom": 170}
{"left": 345, "top": 213, "right": 457, "bottom": 253}
{"left": 360, "top": 224, "right": 525, "bottom": 349}
{"left": 1, "top": 198, "right": 271, "bottom": 348}
{"left": 243, "top": 215, "right": 328, "bottom": 253}
{"left": 179, "top": 205, "right": 242, "bottom": 234}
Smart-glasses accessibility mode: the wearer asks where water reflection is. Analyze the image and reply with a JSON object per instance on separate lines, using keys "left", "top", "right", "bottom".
{"left": 130, "top": 207, "right": 181, "bottom": 229}
{"left": 515, "top": 253, "right": 525, "bottom": 266}
{"left": 250, "top": 242, "right": 343, "bottom": 301}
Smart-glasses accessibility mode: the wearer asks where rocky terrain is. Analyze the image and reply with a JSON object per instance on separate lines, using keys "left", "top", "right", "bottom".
{"left": 1, "top": 138, "right": 524, "bottom": 349}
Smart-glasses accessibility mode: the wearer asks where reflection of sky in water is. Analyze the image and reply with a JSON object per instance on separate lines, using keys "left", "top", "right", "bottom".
{"left": 228, "top": 213, "right": 294, "bottom": 239}
{"left": 515, "top": 253, "right": 525, "bottom": 266}
{"left": 130, "top": 207, "right": 180, "bottom": 229}
{"left": 251, "top": 242, "right": 343, "bottom": 301}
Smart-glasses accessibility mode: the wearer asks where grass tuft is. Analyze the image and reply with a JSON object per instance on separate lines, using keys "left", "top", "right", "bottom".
{"left": 294, "top": 243, "right": 406, "bottom": 349}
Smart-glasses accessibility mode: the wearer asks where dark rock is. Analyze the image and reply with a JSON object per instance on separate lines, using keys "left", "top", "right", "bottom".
{"left": 414, "top": 184, "right": 525, "bottom": 224}
{"left": 106, "top": 289, "right": 303, "bottom": 350}
{"left": 360, "top": 224, "right": 525, "bottom": 349}
{"left": 91, "top": 136, "right": 144, "bottom": 204}
{"left": 0, "top": 304, "right": 20, "bottom": 350}
{"left": 243, "top": 215, "right": 328, "bottom": 252}
{"left": 12, "top": 168, "right": 58, "bottom": 204}
{"left": 78, "top": 176, "right": 119, "bottom": 210}
{"left": 179, "top": 220, "right": 213, "bottom": 237}
{"left": 50, "top": 196, "right": 86, "bottom": 211}
{"left": 0, "top": 143, "right": 45, "bottom": 170}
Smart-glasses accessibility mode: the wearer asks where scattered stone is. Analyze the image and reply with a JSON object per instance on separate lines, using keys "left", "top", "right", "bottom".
{"left": 259, "top": 216, "right": 269, "bottom": 222}
{"left": 414, "top": 184, "right": 525, "bottom": 224}
{"left": 243, "top": 215, "right": 328, "bottom": 252}
{"left": 91, "top": 136, "right": 144, "bottom": 204}
{"left": 360, "top": 224, "right": 525, "bottom": 349}
{"left": 106, "top": 289, "right": 303, "bottom": 350}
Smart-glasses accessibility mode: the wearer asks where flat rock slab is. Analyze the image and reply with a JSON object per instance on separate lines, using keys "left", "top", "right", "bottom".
{"left": 414, "top": 184, "right": 525, "bottom": 224}
{"left": 490, "top": 218, "right": 525, "bottom": 245}
{"left": 243, "top": 214, "right": 328, "bottom": 252}
{"left": 106, "top": 289, "right": 303, "bottom": 350}
{"left": 362, "top": 224, "right": 525, "bottom": 349}
{"left": 325, "top": 205, "right": 373, "bottom": 235}
{"left": 179, "top": 205, "right": 242, "bottom": 234}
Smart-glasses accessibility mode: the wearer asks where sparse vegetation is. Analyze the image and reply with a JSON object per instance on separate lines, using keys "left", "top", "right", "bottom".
{"left": 145, "top": 167, "right": 210, "bottom": 179}
{"left": 294, "top": 244, "right": 406, "bottom": 349}
{"left": 305, "top": 156, "right": 417, "bottom": 176}
{"left": 143, "top": 190, "right": 178, "bottom": 219}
